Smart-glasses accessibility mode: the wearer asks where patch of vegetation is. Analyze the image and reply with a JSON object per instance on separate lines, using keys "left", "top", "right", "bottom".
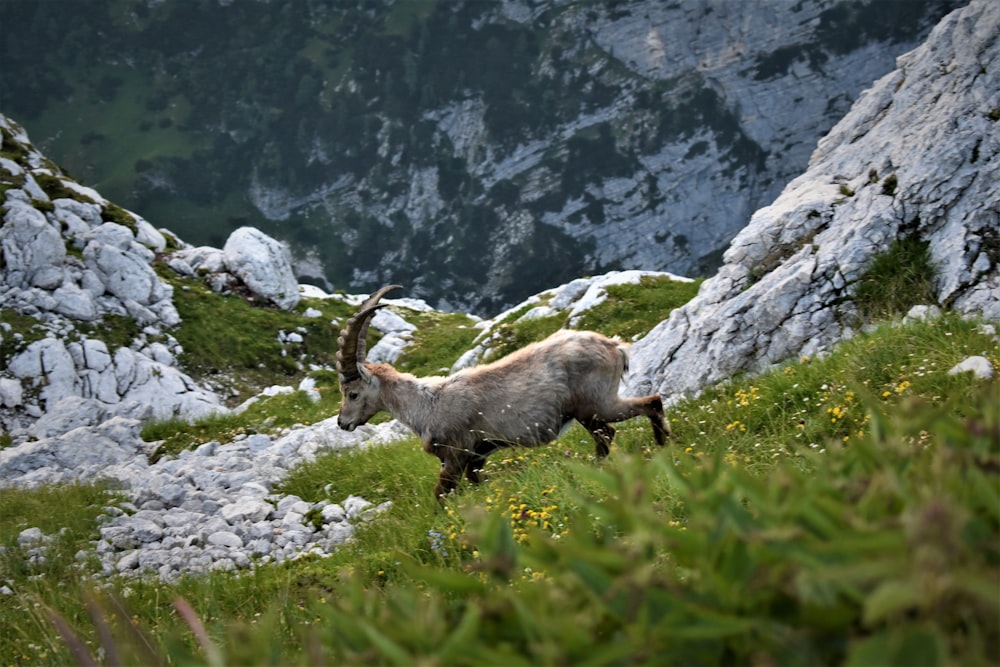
{"left": 4, "top": 313, "right": 997, "bottom": 665}
{"left": 100, "top": 202, "right": 139, "bottom": 233}
{"left": 0, "top": 482, "right": 125, "bottom": 662}
{"left": 163, "top": 274, "right": 351, "bottom": 402}
{"left": 852, "top": 236, "right": 936, "bottom": 320}
{"left": 0, "top": 482, "right": 120, "bottom": 551}
{"left": 395, "top": 309, "right": 480, "bottom": 376}
{"left": 0, "top": 309, "right": 48, "bottom": 365}
{"left": 575, "top": 275, "right": 702, "bottom": 340}
{"left": 74, "top": 314, "right": 143, "bottom": 352}
{"left": 881, "top": 173, "right": 899, "bottom": 196}
{"left": 32, "top": 172, "right": 93, "bottom": 204}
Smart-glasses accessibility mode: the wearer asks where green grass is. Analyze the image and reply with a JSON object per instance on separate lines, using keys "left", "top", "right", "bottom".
{"left": 394, "top": 309, "right": 481, "bottom": 376}
{"left": 0, "top": 309, "right": 48, "bottom": 368}
{"left": 2, "top": 308, "right": 996, "bottom": 665}
{"left": 164, "top": 274, "right": 353, "bottom": 401}
{"left": 481, "top": 275, "right": 702, "bottom": 362}
{"left": 574, "top": 274, "right": 702, "bottom": 340}
{"left": 0, "top": 483, "right": 125, "bottom": 664}
{"left": 853, "top": 236, "right": 936, "bottom": 320}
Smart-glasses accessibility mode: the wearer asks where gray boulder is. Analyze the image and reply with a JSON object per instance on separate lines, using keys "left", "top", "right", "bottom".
{"left": 222, "top": 227, "right": 300, "bottom": 310}
{"left": 0, "top": 200, "right": 66, "bottom": 290}
{"left": 171, "top": 245, "right": 227, "bottom": 274}
{"left": 82, "top": 222, "right": 175, "bottom": 324}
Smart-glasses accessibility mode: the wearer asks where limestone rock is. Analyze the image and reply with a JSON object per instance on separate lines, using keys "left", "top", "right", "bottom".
{"left": 0, "top": 200, "right": 66, "bottom": 290}
{"left": 0, "top": 378, "right": 23, "bottom": 408}
{"left": 82, "top": 223, "right": 172, "bottom": 319}
{"left": 367, "top": 308, "right": 418, "bottom": 364}
{"left": 627, "top": 0, "right": 1000, "bottom": 400}
{"left": 947, "top": 356, "right": 994, "bottom": 380}
{"left": 222, "top": 227, "right": 300, "bottom": 310}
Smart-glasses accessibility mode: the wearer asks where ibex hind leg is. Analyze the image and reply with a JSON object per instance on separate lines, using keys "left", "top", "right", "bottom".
{"left": 638, "top": 394, "right": 670, "bottom": 445}
{"left": 602, "top": 395, "right": 669, "bottom": 446}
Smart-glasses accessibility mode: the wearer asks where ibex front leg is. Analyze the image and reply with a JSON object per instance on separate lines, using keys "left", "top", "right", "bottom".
{"left": 431, "top": 447, "right": 467, "bottom": 503}
{"left": 464, "top": 440, "right": 502, "bottom": 484}
{"left": 580, "top": 417, "right": 615, "bottom": 458}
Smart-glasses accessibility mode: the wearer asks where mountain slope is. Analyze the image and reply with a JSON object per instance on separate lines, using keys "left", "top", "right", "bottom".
{"left": 0, "top": 0, "right": 961, "bottom": 311}
{"left": 627, "top": 0, "right": 999, "bottom": 399}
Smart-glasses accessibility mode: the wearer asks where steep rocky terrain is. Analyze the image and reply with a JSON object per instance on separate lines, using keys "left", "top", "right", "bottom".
{"left": 626, "top": 0, "right": 999, "bottom": 399}
{"left": 0, "top": 0, "right": 962, "bottom": 311}
{"left": 1, "top": 114, "right": 693, "bottom": 578}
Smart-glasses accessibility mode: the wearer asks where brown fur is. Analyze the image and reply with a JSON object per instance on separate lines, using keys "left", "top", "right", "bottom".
{"left": 337, "top": 290, "right": 669, "bottom": 501}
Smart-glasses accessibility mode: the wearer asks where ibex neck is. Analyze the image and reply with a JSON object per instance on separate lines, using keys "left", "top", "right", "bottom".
{"left": 366, "top": 363, "right": 441, "bottom": 435}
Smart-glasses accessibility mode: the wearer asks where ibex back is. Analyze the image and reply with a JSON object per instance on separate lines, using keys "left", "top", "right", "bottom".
{"left": 337, "top": 286, "right": 670, "bottom": 499}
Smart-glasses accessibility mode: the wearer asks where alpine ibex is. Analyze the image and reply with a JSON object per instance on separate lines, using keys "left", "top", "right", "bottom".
{"left": 336, "top": 285, "right": 669, "bottom": 499}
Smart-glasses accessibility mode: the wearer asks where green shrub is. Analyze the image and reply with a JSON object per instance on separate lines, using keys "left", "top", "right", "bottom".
{"left": 881, "top": 174, "right": 899, "bottom": 196}
{"left": 852, "top": 236, "right": 936, "bottom": 320}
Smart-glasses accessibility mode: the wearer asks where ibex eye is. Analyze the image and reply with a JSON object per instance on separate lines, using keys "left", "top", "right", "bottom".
{"left": 348, "top": 391, "right": 359, "bottom": 400}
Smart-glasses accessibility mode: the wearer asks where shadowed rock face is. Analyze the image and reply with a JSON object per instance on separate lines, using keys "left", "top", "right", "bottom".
{"left": 626, "top": 0, "right": 1000, "bottom": 400}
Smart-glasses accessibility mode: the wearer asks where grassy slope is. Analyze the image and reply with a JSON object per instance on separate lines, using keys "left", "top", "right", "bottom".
{"left": 0, "top": 276, "right": 997, "bottom": 664}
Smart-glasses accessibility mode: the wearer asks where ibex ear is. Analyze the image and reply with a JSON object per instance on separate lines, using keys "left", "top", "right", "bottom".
{"left": 356, "top": 362, "right": 372, "bottom": 382}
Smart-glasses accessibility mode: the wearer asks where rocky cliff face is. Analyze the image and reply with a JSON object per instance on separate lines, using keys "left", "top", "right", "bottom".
{"left": 627, "top": 0, "right": 999, "bottom": 400}
{"left": 0, "top": 0, "right": 961, "bottom": 312}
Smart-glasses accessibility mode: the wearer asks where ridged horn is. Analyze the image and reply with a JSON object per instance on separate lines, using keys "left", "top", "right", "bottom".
{"left": 336, "top": 285, "right": 402, "bottom": 381}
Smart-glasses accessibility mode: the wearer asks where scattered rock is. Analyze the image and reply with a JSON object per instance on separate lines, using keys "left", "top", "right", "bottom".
{"left": 947, "top": 356, "right": 994, "bottom": 380}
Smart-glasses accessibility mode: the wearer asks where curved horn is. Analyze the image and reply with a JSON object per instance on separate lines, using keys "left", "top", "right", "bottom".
{"left": 336, "top": 285, "right": 402, "bottom": 381}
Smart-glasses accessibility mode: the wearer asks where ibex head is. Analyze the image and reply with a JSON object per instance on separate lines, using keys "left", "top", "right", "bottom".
{"left": 336, "top": 285, "right": 401, "bottom": 431}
